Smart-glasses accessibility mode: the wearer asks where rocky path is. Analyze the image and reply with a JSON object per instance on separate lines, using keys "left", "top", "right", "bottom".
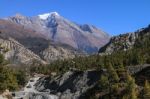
{"left": 11, "top": 75, "right": 58, "bottom": 99}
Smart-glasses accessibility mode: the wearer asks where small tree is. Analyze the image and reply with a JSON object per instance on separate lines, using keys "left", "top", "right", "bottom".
{"left": 99, "top": 75, "right": 109, "bottom": 90}
{"left": 143, "top": 80, "right": 150, "bottom": 99}
{"left": 124, "top": 74, "right": 138, "bottom": 99}
{"left": 106, "top": 62, "right": 119, "bottom": 82}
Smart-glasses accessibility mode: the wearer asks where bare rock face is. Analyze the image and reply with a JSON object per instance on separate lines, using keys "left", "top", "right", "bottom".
{"left": 39, "top": 44, "right": 82, "bottom": 62}
{"left": 5, "top": 12, "right": 110, "bottom": 54}
{"left": 99, "top": 33, "right": 137, "bottom": 54}
{"left": 99, "top": 25, "right": 150, "bottom": 54}
{"left": 28, "top": 93, "right": 58, "bottom": 99}
{"left": 0, "top": 37, "right": 46, "bottom": 65}
{"left": 34, "top": 70, "right": 102, "bottom": 99}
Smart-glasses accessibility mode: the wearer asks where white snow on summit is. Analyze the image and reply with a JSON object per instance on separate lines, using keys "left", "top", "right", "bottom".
{"left": 38, "top": 12, "right": 60, "bottom": 20}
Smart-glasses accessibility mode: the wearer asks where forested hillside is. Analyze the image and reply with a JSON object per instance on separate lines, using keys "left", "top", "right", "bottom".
{"left": 29, "top": 25, "right": 150, "bottom": 98}
{"left": 31, "top": 25, "right": 150, "bottom": 74}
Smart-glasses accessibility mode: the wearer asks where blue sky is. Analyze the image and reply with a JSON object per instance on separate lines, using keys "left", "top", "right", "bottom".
{"left": 0, "top": 0, "right": 150, "bottom": 35}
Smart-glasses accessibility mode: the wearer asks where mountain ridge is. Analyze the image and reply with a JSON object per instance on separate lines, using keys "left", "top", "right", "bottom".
{"left": 5, "top": 12, "right": 110, "bottom": 53}
{"left": 99, "top": 24, "right": 150, "bottom": 54}
{"left": 0, "top": 19, "right": 83, "bottom": 65}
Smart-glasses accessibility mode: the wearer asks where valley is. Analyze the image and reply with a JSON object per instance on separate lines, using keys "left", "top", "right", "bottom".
{"left": 0, "top": 12, "right": 150, "bottom": 99}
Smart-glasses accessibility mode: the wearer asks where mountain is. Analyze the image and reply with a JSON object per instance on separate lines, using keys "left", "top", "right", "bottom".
{"left": 0, "top": 19, "right": 82, "bottom": 65}
{"left": 5, "top": 12, "right": 110, "bottom": 53}
{"left": 99, "top": 25, "right": 150, "bottom": 54}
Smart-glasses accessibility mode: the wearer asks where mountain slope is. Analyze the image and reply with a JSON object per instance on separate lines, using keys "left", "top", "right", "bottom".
{"left": 5, "top": 12, "right": 110, "bottom": 53}
{"left": 0, "top": 19, "right": 83, "bottom": 64}
{"left": 39, "top": 43, "right": 83, "bottom": 62}
{"left": 0, "top": 37, "right": 46, "bottom": 65}
{"left": 99, "top": 25, "right": 150, "bottom": 54}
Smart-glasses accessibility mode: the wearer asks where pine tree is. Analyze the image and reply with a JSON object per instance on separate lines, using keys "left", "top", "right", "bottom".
{"left": 143, "top": 80, "right": 150, "bottom": 99}
{"left": 99, "top": 75, "right": 109, "bottom": 89}
{"left": 124, "top": 74, "right": 138, "bottom": 99}
{"left": 106, "top": 62, "right": 119, "bottom": 82}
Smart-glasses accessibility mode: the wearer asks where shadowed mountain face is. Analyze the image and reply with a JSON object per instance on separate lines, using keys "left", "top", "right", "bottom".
{"left": 5, "top": 12, "right": 110, "bottom": 53}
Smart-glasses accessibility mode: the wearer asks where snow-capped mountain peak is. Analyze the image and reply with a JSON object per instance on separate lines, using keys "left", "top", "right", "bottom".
{"left": 38, "top": 12, "right": 60, "bottom": 20}
{"left": 50, "top": 12, "right": 60, "bottom": 16}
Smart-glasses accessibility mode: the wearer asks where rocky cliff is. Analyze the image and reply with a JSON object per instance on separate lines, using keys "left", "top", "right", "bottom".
{"left": 39, "top": 43, "right": 82, "bottom": 62}
{"left": 34, "top": 70, "right": 102, "bottom": 99}
{"left": 0, "top": 37, "right": 46, "bottom": 65}
{"left": 99, "top": 25, "right": 150, "bottom": 54}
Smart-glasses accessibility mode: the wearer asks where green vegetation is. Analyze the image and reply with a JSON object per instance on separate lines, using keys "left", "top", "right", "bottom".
{"left": 123, "top": 74, "right": 138, "bottom": 99}
{"left": 30, "top": 30, "right": 150, "bottom": 98}
{"left": 143, "top": 80, "right": 150, "bottom": 99}
{"left": 31, "top": 30, "right": 150, "bottom": 75}
{"left": 0, "top": 66, "right": 18, "bottom": 92}
{"left": 0, "top": 54, "right": 27, "bottom": 93}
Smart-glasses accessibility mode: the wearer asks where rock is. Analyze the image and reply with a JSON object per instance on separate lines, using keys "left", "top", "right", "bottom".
{"left": 35, "top": 70, "right": 102, "bottom": 99}
{"left": 0, "top": 37, "right": 46, "bottom": 65}
{"left": 99, "top": 25, "right": 150, "bottom": 54}
{"left": 39, "top": 43, "right": 83, "bottom": 63}
{"left": 28, "top": 93, "right": 58, "bottom": 99}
